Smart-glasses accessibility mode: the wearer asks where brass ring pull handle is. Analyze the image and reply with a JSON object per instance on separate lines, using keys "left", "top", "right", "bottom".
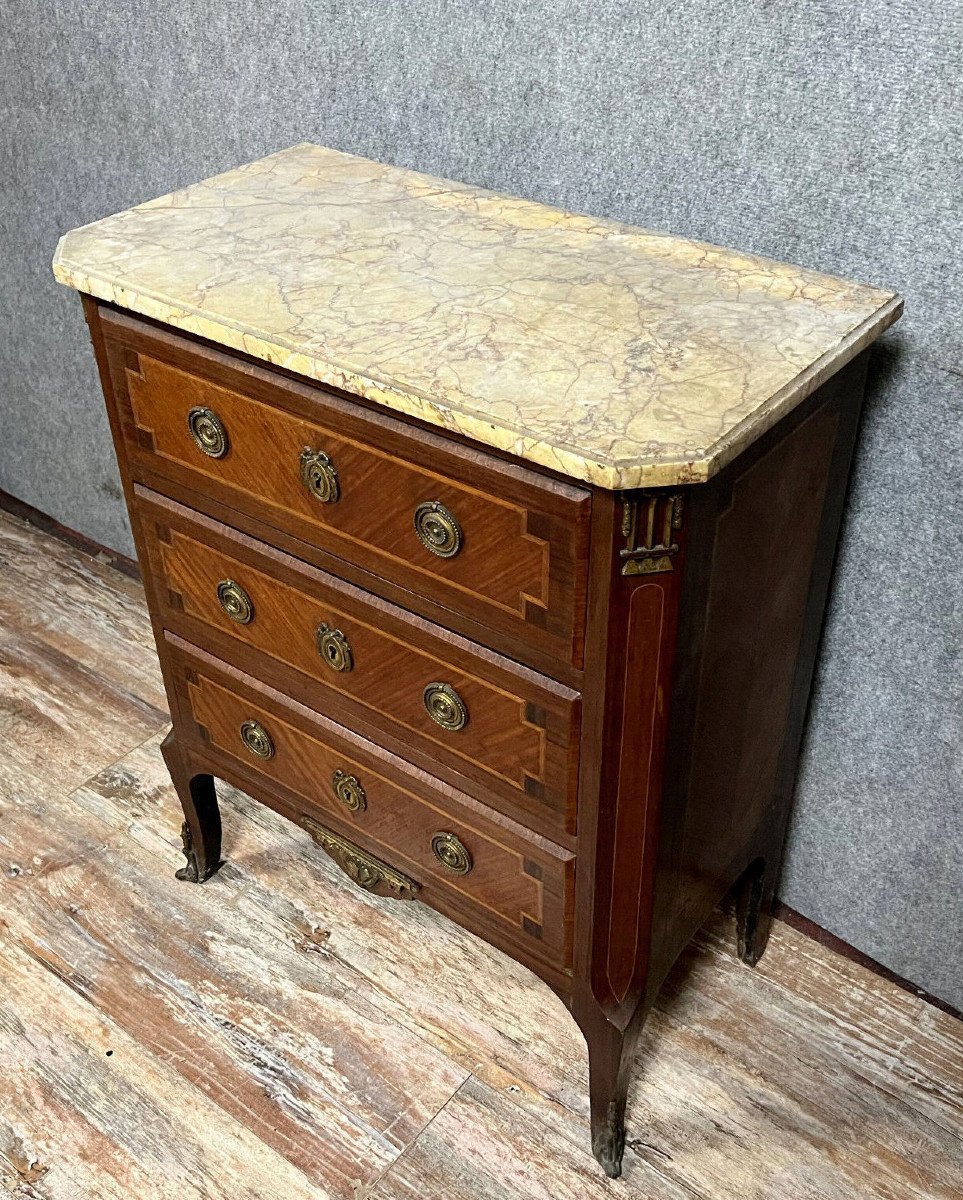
{"left": 239, "top": 719, "right": 275, "bottom": 760}
{"left": 316, "top": 624, "right": 353, "bottom": 672}
{"left": 423, "top": 682, "right": 468, "bottom": 731}
{"left": 216, "top": 578, "right": 254, "bottom": 625}
{"left": 187, "top": 407, "right": 229, "bottom": 458}
{"left": 300, "top": 447, "right": 340, "bottom": 503}
{"left": 431, "top": 831, "right": 473, "bottom": 875}
{"left": 413, "top": 501, "right": 462, "bottom": 558}
{"left": 332, "top": 768, "right": 367, "bottom": 813}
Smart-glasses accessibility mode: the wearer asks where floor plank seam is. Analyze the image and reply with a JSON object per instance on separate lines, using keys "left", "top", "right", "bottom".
{"left": 2, "top": 731, "right": 178, "bottom": 890}
{"left": 355, "top": 1073, "right": 475, "bottom": 1200}
{"left": 697, "top": 930, "right": 931, "bottom": 1042}
{"left": 668, "top": 948, "right": 952, "bottom": 1105}
{"left": 3, "top": 622, "right": 170, "bottom": 733}
{"left": 65, "top": 725, "right": 174, "bottom": 802}
{"left": 3, "top": 825, "right": 128, "bottom": 893}
{"left": 20, "top": 773, "right": 483, "bottom": 1181}
{"left": 0, "top": 933, "right": 330, "bottom": 1199}
{"left": 3, "top": 917, "right": 387, "bottom": 1192}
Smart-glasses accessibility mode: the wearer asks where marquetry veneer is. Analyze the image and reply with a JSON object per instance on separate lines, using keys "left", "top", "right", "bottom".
{"left": 80, "top": 296, "right": 874, "bottom": 1174}
{"left": 167, "top": 638, "right": 575, "bottom": 969}
{"left": 135, "top": 488, "right": 581, "bottom": 840}
{"left": 104, "top": 309, "right": 590, "bottom": 669}
{"left": 60, "top": 147, "right": 899, "bottom": 1177}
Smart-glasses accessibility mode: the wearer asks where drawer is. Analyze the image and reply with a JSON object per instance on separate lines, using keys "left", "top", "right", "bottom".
{"left": 101, "top": 308, "right": 591, "bottom": 667}
{"left": 136, "top": 488, "right": 580, "bottom": 839}
{"left": 168, "top": 637, "right": 574, "bottom": 970}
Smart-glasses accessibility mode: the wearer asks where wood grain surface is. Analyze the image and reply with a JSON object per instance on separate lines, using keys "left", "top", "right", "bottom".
{"left": 1, "top": 509, "right": 960, "bottom": 1199}
{"left": 101, "top": 312, "right": 592, "bottom": 666}
{"left": 173, "top": 650, "right": 575, "bottom": 966}
{"left": 135, "top": 487, "right": 581, "bottom": 837}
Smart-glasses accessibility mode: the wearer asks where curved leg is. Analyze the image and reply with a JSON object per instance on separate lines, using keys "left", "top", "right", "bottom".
{"left": 575, "top": 1001, "right": 645, "bottom": 1178}
{"left": 161, "top": 732, "right": 222, "bottom": 883}
{"left": 735, "top": 855, "right": 777, "bottom": 967}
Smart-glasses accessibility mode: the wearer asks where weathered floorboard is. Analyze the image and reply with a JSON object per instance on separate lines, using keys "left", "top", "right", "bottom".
{"left": 70, "top": 736, "right": 963, "bottom": 1199}
{"left": 0, "top": 510, "right": 166, "bottom": 715}
{"left": 0, "top": 934, "right": 330, "bottom": 1200}
{"left": 2, "top": 785, "right": 469, "bottom": 1197}
{"left": 1, "top": 510, "right": 960, "bottom": 1199}
{"left": 364, "top": 1074, "right": 696, "bottom": 1200}
{"left": 0, "top": 511, "right": 168, "bottom": 831}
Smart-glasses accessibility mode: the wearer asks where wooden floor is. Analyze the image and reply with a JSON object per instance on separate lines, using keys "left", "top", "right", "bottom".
{"left": 1, "top": 509, "right": 961, "bottom": 1200}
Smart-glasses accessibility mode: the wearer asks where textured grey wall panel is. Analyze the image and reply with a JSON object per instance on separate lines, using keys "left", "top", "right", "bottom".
{"left": 3, "top": 2, "right": 960, "bottom": 1003}
{"left": 784, "top": 347, "right": 963, "bottom": 1005}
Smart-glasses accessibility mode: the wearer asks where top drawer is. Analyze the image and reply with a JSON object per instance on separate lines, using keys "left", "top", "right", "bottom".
{"left": 100, "top": 309, "right": 591, "bottom": 667}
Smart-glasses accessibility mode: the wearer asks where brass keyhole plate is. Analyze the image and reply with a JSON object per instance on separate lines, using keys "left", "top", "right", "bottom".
{"left": 316, "top": 624, "right": 353, "bottom": 672}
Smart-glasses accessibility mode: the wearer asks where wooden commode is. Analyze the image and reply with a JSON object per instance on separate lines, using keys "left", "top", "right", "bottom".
{"left": 54, "top": 144, "right": 901, "bottom": 1177}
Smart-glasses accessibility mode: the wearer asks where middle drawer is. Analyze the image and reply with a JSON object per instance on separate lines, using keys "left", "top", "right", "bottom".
{"left": 135, "top": 487, "right": 580, "bottom": 839}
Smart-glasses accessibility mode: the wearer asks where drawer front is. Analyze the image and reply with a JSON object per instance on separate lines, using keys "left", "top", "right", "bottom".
{"left": 137, "top": 489, "right": 580, "bottom": 838}
{"left": 170, "top": 641, "right": 574, "bottom": 968}
{"left": 102, "top": 310, "right": 591, "bottom": 666}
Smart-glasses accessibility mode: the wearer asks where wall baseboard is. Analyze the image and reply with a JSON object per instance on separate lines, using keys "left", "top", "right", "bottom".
{"left": 1, "top": 486, "right": 958, "bottom": 1023}
{"left": 0, "top": 487, "right": 139, "bottom": 579}
{"left": 774, "top": 903, "right": 960, "bottom": 1021}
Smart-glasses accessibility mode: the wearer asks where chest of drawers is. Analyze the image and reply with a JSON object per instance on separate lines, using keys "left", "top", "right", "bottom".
{"left": 55, "top": 144, "right": 901, "bottom": 1177}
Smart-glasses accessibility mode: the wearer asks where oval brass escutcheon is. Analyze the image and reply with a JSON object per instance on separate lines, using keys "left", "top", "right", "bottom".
{"left": 216, "top": 578, "right": 254, "bottom": 625}
{"left": 413, "top": 501, "right": 462, "bottom": 558}
{"left": 316, "top": 624, "right": 353, "bottom": 672}
{"left": 423, "top": 682, "right": 468, "bottom": 732}
{"left": 299, "top": 447, "right": 340, "bottom": 503}
{"left": 187, "top": 406, "right": 229, "bottom": 458}
{"left": 431, "top": 831, "right": 472, "bottom": 875}
{"left": 239, "top": 719, "right": 275, "bottom": 760}
{"left": 332, "top": 768, "right": 367, "bottom": 813}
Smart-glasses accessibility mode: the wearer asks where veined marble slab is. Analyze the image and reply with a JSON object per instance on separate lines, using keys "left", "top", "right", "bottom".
{"left": 53, "top": 143, "right": 901, "bottom": 490}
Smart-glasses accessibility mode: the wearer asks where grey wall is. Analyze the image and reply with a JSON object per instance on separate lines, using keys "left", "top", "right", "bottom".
{"left": 3, "top": 2, "right": 960, "bottom": 1005}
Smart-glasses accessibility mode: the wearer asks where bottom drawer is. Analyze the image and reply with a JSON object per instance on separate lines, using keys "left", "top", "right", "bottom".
{"left": 167, "top": 636, "right": 574, "bottom": 971}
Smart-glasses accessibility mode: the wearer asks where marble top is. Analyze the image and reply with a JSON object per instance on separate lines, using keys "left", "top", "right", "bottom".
{"left": 54, "top": 143, "right": 901, "bottom": 490}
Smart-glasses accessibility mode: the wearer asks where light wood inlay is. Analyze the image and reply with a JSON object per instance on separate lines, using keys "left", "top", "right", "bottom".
{"left": 183, "top": 660, "right": 573, "bottom": 963}
{"left": 105, "top": 321, "right": 593, "bottom": 668}
{"left": 159, "top": 526, "right": 554, "bottom": 790}
{"left": 123, "top": 348, "right": 585, "bottom": 631}
{"left": 606, "top": 582, "right": 665, "bottom": 1005}
{"left": 136, "top": 490, "right": 581, "bottom": 834}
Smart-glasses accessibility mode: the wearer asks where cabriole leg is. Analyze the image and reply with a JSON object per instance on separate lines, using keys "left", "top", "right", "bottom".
{"left": 160, "top": 732, "right": 222, "bottom": 883}
{"left": 735, "top": 855, "right": 777, "bottom": 967}
{"left": 576, "top": 1003, "right": 643, "bottom": 1178}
